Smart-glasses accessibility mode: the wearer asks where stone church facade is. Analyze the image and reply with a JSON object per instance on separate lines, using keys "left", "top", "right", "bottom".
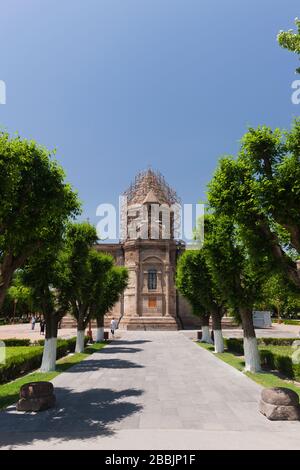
{"left": 95, "top": 169, "right": 200, "bottom": 330}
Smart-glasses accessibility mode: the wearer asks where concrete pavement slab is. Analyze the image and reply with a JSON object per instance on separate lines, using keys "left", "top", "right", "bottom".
{"left": 0, "top": 331, "right": 300, "bottom": 449}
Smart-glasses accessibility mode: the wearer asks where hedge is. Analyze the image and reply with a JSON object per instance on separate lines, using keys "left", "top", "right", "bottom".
{"left": 225, "top": 337, "right": 299, "bottom": 353}
{"left": 0, "top": 337, "right": 87, "bottom": 384}
{"left": 224, "top": 338, "right": 244, "bottom": 354}
{"left": 258, "top": 337, "right": 300, "bottom": 346}
{"left": 224, "top": 337, "right": 300, "bottom": 381}
{"left": 2, "top": 339, "right": 31, "bottom": 347}
{"left": 260, "top": 349, "right": 300, "bottom": 381}
{"left": 35, "top": 336, "right": 88, "bottom": 348}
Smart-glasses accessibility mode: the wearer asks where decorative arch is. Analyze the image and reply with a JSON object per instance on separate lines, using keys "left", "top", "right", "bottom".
{"left": 142, "top": 255, "right": 163, "bottom": 265}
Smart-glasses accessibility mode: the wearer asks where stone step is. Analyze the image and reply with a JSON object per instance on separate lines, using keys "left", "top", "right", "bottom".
{"left": 119, "top": 316, "right": 179, "bottom": 331}
{"left": 60, "top": 314, "right": 238, "bottom": 330}
{"left": 60, "top": 315, "right": 97, "bottom": 328}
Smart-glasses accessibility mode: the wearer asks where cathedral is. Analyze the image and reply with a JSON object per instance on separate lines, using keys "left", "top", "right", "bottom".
{"left": 96, "top": 169, "right": 200, "bottom": 330}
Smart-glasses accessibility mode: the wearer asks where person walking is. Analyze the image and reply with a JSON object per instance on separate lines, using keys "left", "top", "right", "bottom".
{"left": 31, "top": 315, "right": 36, "bottom": 331}
{"left": 40, "top": 318, "right": 45, "bottom": 335}
{"left": 110, "top": 317, "right": 117, "bottom": 337}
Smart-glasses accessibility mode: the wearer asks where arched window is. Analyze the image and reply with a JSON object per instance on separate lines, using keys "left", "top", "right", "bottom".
{"left": 148, "top": 269, "right": 157, "bottom": 290}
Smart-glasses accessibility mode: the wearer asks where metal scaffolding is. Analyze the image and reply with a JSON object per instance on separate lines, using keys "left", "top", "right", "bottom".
{"left": 123, "top": 168, "right": 180, "bottom": 205}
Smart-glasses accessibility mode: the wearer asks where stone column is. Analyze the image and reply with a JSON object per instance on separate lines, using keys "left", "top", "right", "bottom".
{"left": 165, "top": 265, "right": 170, "bottom": 316}
{"left": 135, "top": 263, "right": 140, "bottom": 316}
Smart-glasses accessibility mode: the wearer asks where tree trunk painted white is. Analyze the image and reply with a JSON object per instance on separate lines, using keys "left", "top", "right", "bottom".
{"left": 40, "top": 338, "right": 57, "bottom": 372}
{"left": 213, "top": 330, "right": 224, "bottom": 353}
{"left": 96, "top": 327, "right": 104, "bottom": 342}
{"left": 75, "top": 329, "right": 85, "bottom": 353}
{"left": 243, "top": 337, "right": 261, "bottom": 372}
{"left": 200, "top": 326, "right": 213, "bottom": 343}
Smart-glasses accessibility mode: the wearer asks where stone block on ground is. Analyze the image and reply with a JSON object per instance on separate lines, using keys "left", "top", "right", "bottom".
{"left": 260, "top": 387, "right": 300, "bottom": 421}
{"left": 261, "top": 387, "right": 299, "bottom": 406}
{"left": 20, "top": 381, "right": 54, "bottom": 399}
{"left": 292, "top": 340, "right": 300, "bottom": 349}
{"left": 17, "top": 381, "right": 56, "bottom": 412}
{"left": 292, "top": 348, "right": 300, "bottom": 364}
{"left": 17, "top": 395, "right": 56, "bottom": 412}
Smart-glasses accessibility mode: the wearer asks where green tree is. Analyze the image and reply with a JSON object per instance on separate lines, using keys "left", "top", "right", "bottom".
{"left": 278, "top": 18, "right": 300, "bottom": 73}
{"left": 203, "top": 214, "right": 264, "bottom": 372}
{"left": 259, "top": 273, "right": 300, "bottom": 320}
{"left": 176, "top": 250, "right": 212, "bottom": 344}
{"left": 208, "top": 121, "right": 300, "bottom": 291}
{"left": 21, "top": 222, "right": 116, "bottom": 369}
{"left": 93, "top": 266, "right": 128, "bottom": 342}
{"left": 21, "top": 249, "right": 68, "bottom": 371}
{"left": 6, "top": 273, "right": 33, "bottom": 322}
{"left": 0, "top": 132, "right": 80, "bottom": 310}
{"left": 59, "top": 223, "right": 114, "bottom": 353}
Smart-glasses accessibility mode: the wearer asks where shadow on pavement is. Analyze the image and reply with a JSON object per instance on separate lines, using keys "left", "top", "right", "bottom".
{"left": 98, "top": 347, "right": 142, "bottom": 355}
{"left": 63, "top": 358, "right": 144, "bottom": 372}
{"left": 0, "top": 387, "right": 143, "bottom": 448}
{"left": 111, "top": 339, "right": 152, "bottom": 346}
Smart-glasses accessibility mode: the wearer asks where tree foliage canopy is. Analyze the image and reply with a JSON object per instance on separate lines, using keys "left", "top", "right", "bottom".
{"left": 0, "top": 132, "right": 80, "bottom": 309}
{"left": 203, "top": 215, "right": 265, "bottom": 312}
{"left": 278, "top": 18, "right": 300, "bottom": 73}
{"left": 207, "top": 120, "right": 300, "bottom": 290}
{"left": 56, "top": 223, "right": 114, "bottom": 330}
{"left": 93, "top": 265, "right": 128, "bottom": 320}
{"left": 258, "top": 273, "right": 300, "bottom": 319}
{"left": 176, "top": 250, "right": 207, "bottom": 318}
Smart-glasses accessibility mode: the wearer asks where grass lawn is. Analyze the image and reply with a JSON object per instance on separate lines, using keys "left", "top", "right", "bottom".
{"left": 0, "top": 342, "right": 106, "bottom": 410}
{"left": 272, "top": 319, "right": 300, "bottom": 326}
{"left": 198, "top": 342, "right": 300, "bottom": 399}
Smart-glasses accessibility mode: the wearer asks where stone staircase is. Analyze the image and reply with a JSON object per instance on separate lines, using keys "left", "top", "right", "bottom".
{"left": 60, "top": 315, "right": 97, "bottom": 329}
{"left": 219, "top": 317, "right": 239, "bottom": 329}
{"left": 60, "top": 313, "right": 238, "bottom": 330}
{"left": 118, "top": 315, "right": 179, "bottom": 331}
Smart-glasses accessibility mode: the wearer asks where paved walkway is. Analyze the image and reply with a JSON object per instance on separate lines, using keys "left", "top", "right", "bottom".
{"left": 0, "top": 331, "right": 300, "bottom": 449}
{"left": 0, "top": 323, "right": 81, "bottom": 341}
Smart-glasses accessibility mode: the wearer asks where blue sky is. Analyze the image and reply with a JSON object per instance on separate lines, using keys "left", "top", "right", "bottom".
{"left": 0, "top": 0, "right": 299, "bottom": 230}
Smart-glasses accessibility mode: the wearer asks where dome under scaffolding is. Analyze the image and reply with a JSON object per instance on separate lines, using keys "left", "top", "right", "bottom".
{"left": 123, "top": 168, "right": 180, "bottom": 206}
